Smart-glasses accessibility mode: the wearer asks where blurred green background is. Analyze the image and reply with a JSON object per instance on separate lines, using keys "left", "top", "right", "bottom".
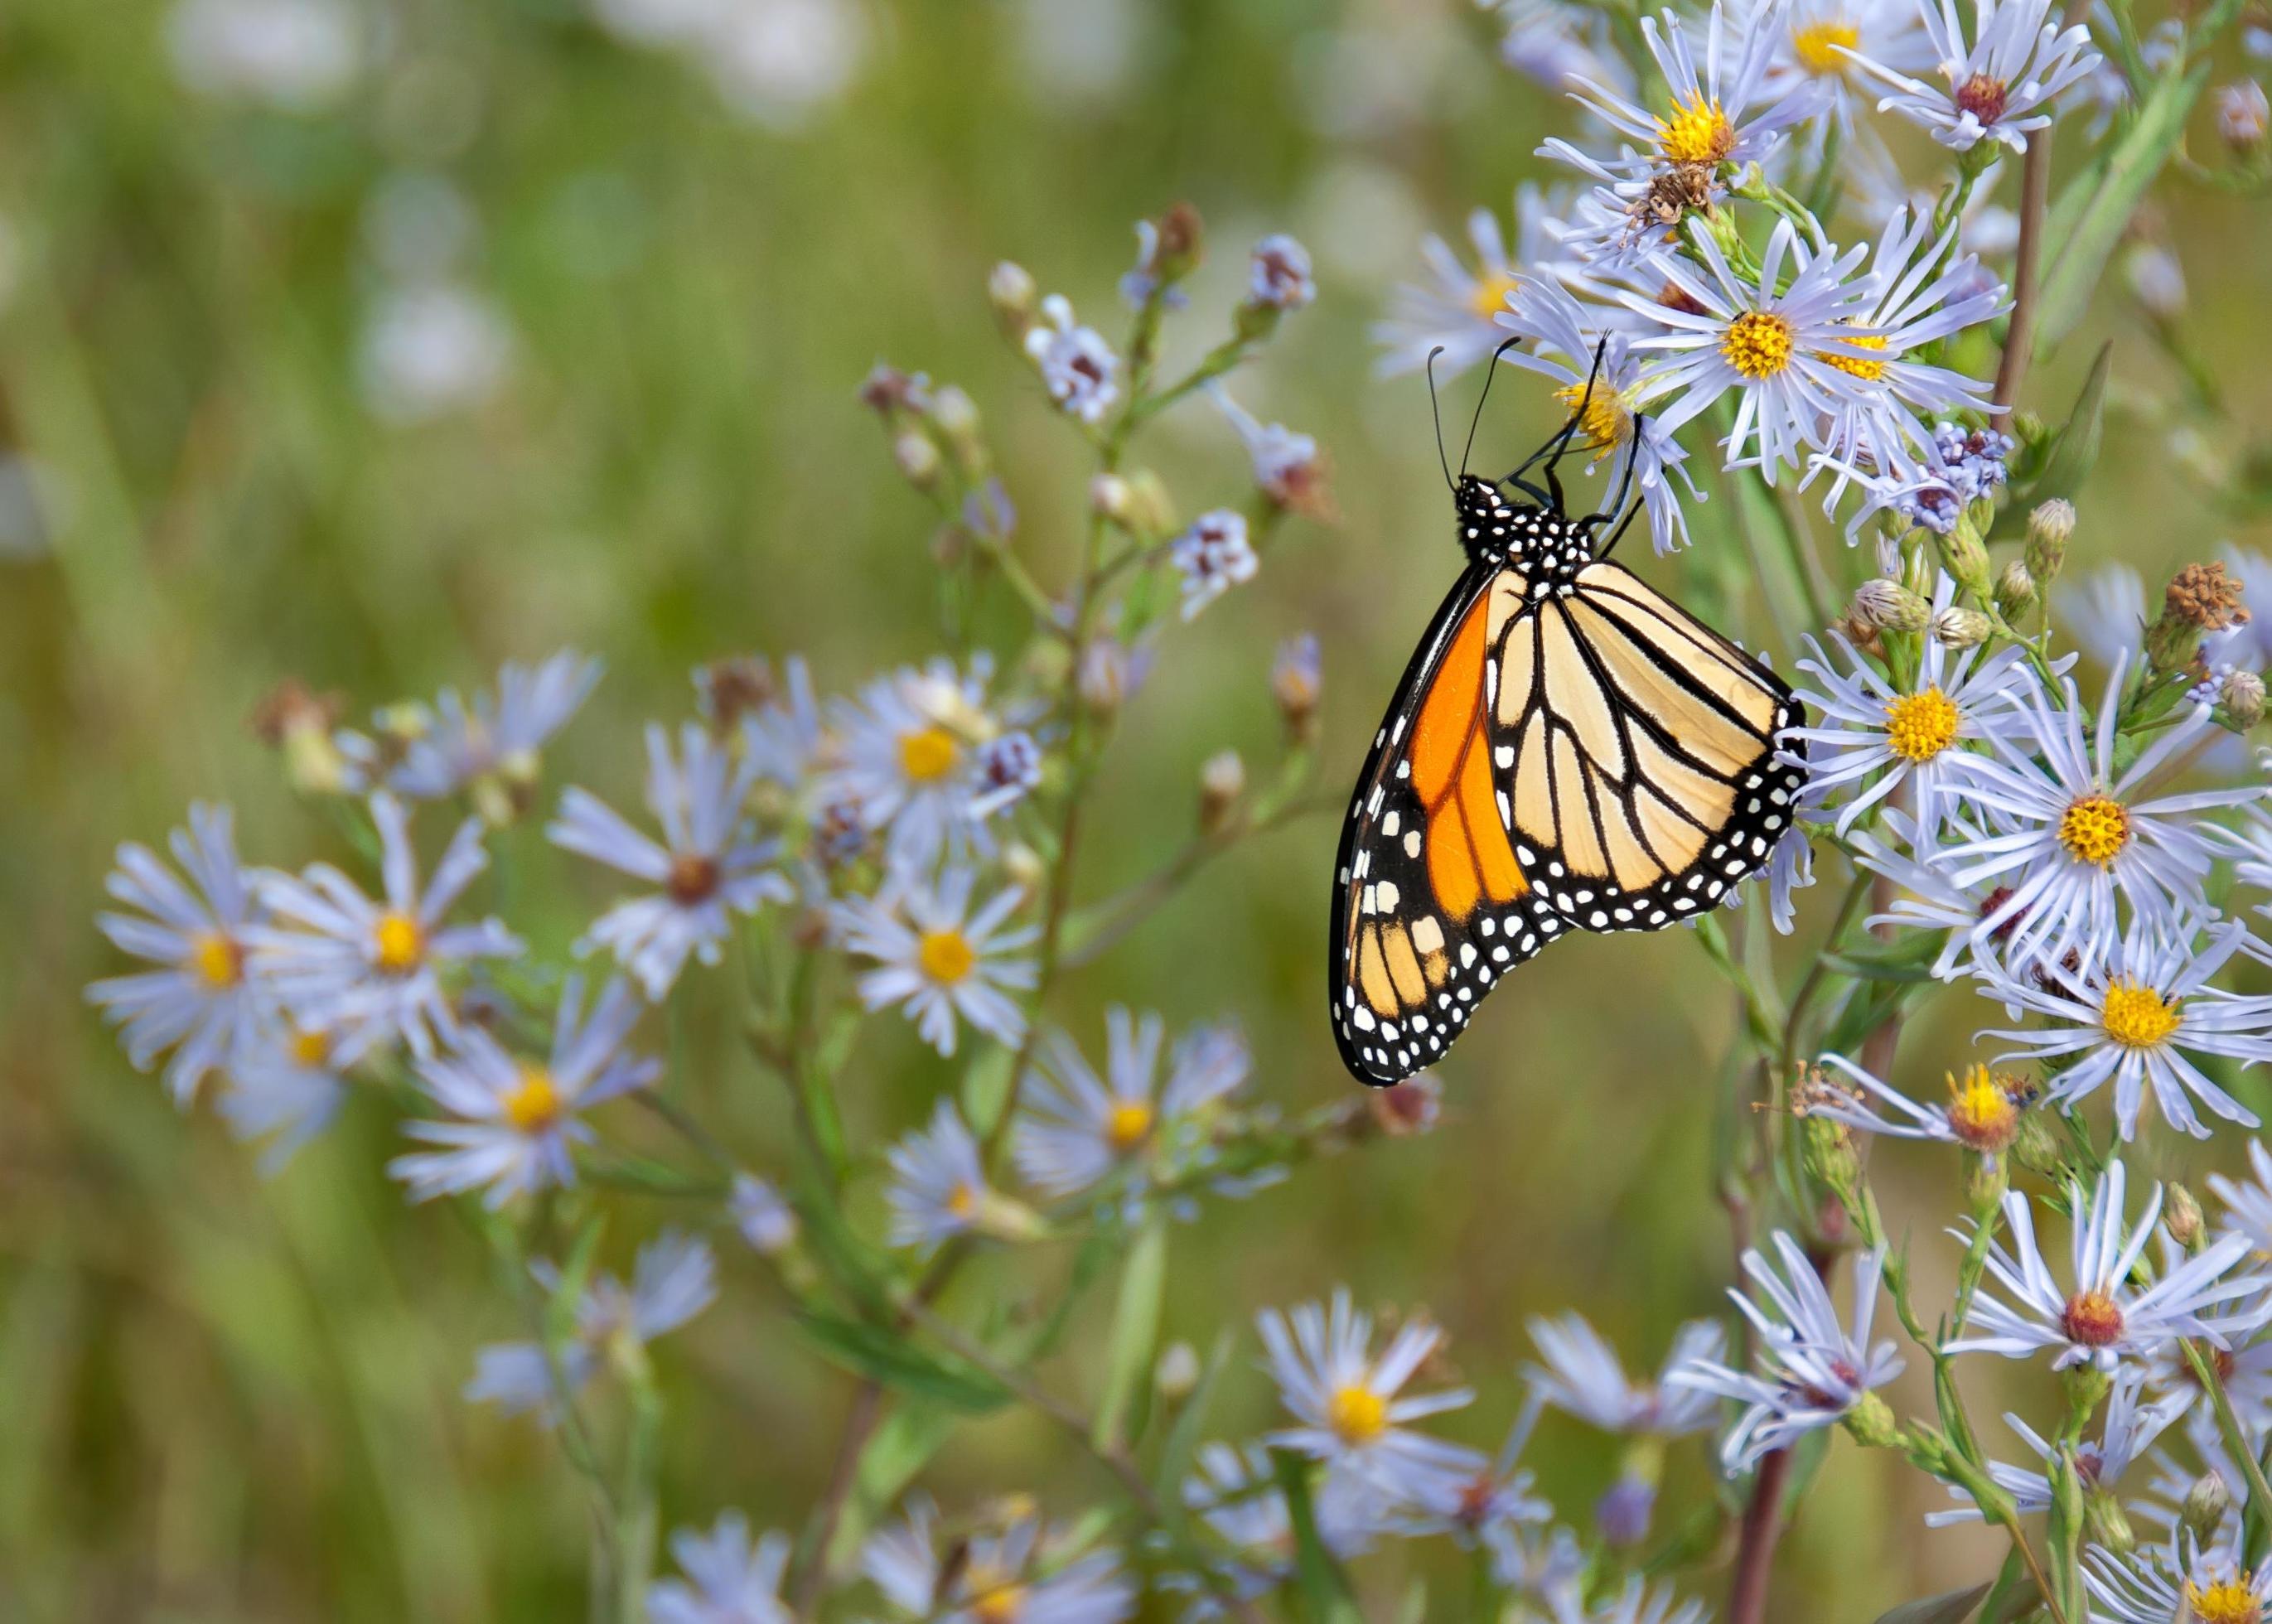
{"left": 4, "top": 0, "right": 2270, "bottom": 1617}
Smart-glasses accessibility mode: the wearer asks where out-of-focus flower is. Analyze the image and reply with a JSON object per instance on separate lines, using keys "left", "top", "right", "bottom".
{"left": 1977, "top": 921, "right": 2272, "bottom": 1140}
{"left": 2218, "top": 80, "right": 2270, "bottom": 148}
{"left": 1741, "top": 0, "right": 1933, "bottom": 134}
{"left": 551, "top": 724, "right": 793, "bottom": 1000}
{"left": 2126, "top": 242, "right": 2188, "bottom": 320}
{"left": 1927, "top": 1370, "right": 2186, "bottom": 1523}
{"left": 390, "top": 975, "right": 657, "bottom": 1205}
{"left": 2053, "top": 561, "right": 2147, "bottom": 669}
{"left": 167, "top": 0, "right": 361, "bottom": 111}
{"left": 1562, "top": 1578, "right": 1711, "bottom": 1624}
{"left": 1259, "top": 1288, "right": 1481, "bottom": 1501}
{"left": 1170, "top": 509, "right": 1259, "bottom": 621}
{"left": 356, "top": 283, "right": 513, "bottom": 424}
{"left": 466, "top": 1231, "right": 716, "bottom": 1415}
{"left": 1396, "top": 1410, "right": 1552, "bottom": 1545}
{"left": 1490, "top": 0, "right": 1633, "bottom": 99}
{"left": 647, "top": 1512, "right": 794, "bottom": 1624}
{"left": 1668, "top": 1233, "right": 1902, "bottom": 1472}
{"left": 1211, "top": 386, "right": 1332, "bottom": 519}
{"left": 390, "top": 652, "right": 602, "bottom": 821}
{"left": 251, "top": 793, "right": 520, "bottom": 1062}
{"left": 824, "top": 655, "right": 1037, "bottom": 871}
{"left": 218, "top": 1022, "right": 352, "bottom": 1172}
{"left": 730, "top": 1172, "right": 799, "bottom": 1255}
{"left": 831, "top": 865, "right": 1037, "bottom": 1056}
{"left": 89, "top": 804, "right": 272, "bottom": 1105}
{"left": 1525, "top": 1313, "right": 1724, "bottom": 1435}
{"left": 1013, "top": 1010, "right": 1249, "bottom": 1201}
{"left": 703, "top": 0, "right": 868, "bottom": 132}
{"left": 1246, "top": 233, "right": 1317, "bottom": 312}
{"left": 863, "top": 1499, "right": 1136, "bottom": 1623}
{"left": 1949, "top": 1163, "right": 2265, "bottom": 1372}
{"left": 1024, "top": 293, "right": 1121, "bottom": 425}
{"left": 1841, "top": 0, "right": 2104, "bottom": 152}
{"left": 1173, "top": 1441, "right": 1389, "bottom": 1613}
{"left": 1374, "top": 185, "right": 1571, "bottom": 378}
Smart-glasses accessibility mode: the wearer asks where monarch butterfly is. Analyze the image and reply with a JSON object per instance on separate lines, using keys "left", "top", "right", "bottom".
{"left": 1330, "top": 346, "right": 1807, "bottom": 1085}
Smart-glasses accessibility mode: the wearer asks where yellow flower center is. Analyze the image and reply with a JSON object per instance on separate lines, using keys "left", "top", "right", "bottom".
{"left": 2060, "top": 1288, "right": 2125, "bottom": 1347}
{"left": 290, "top": 1027, "right": 332, "bottom": 1068}
{"left": 1656, "top": 94, "right": 1735, "bottom": 163}
{"left": 1943, "top": 1064, "right": 2018, "bottom": 1152}
{"left": 504, "top": 1066, "right": 563, "bottom": 1133}
{"left": 897, "top": 725, "right": 960, "bottom": 784}
{"left": 917, "top": 927, "right": 977, "bottom": 985}
{"left": 1327, "top": 1383, "right": 1389, "bottom": 1445}
{"left": 1554, "top": 379, "right": 1634, "bottom": 449}
{"left": 1721, "top": 310, "right": 1796, "bottom": 379}
{"left": 1818, "top": 330, "right": 1891, "bottom": 380}
{"left": 1105, "top": 1099, "right": 1156, "bottom": 1152}
{"left": 186, "top": 930, "right": 244, "bottom": 989}
{"left": 2057, "top": 795, "right": 2130, "bottom": 866}
{"left": 2101, "top": 980, "right": 2181, "bottom": 1050}
{"left": 1468, "top": 270, "right": 1521, "bottom": 321}
{"left": 964, "top": 1563, "right": 1027, "bottom": 1624}
{"left": 372, "top": 910, "right": 425, "bottom": 974}
{"left": 1883, "top": 686, "right": 1961, "bottom": 761}
{"left": 946, "top": 1180, "right": 982, "bottom": 1219}
{"left": 2190, "top": 1580, "right": 2263, "bottom": 1624}
{"left": 1791, "top": 18, "right": 1860, "bottom": 74}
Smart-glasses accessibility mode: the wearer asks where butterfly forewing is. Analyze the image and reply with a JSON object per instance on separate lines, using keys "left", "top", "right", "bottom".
{"left": 1329, "top": 562, "right": 1569, "bottom": 1085}
{"left": 1489, "top": 558, "right": 1806, "bottom": 933}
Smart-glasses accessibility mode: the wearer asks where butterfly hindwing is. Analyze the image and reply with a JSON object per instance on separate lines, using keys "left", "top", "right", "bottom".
{"left": 1330, "top": 562, "right": 1569, "bottom": 1085}
{"left": 1488, "top": 558, "right": 1805, "bottom": 933}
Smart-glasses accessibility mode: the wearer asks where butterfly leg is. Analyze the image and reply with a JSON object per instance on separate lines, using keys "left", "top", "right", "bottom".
{"left": 1499, "top": 337, "right": 1609, "bottom": 491}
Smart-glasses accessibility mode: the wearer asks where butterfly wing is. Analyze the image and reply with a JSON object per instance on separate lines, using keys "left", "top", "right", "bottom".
{"left": 1489, "top": 557, "right": 1806, "bottom": 933}
{"left": 1330, "top": 562, "right": 1570, "bottom": 1085}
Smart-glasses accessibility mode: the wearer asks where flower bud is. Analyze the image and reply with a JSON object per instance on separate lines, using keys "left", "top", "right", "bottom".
{"left": 2010, "top": 1107, "right": 2066, "bottom": 1182}
{"left": 1149, "top": 201, "right": 1205, "bottom": 287}
{"left": 1596, "top": 1475, "right": 1656, "bottom": 1548}
{"left": 2125, "top": 243, "right": 2187, "bottom": 321}
{"left": 1155, "top": 1340, "right": 1202, "bottom": 1404}
{"left": 1090, "top": 472, "right": 1135, "bottom": 524}
{"left": 2024, "top": 499, "right": 2075, "bottom": 585}
{"left": 1932, "top": 513, "right": 1992, "bottom": 601}
{"left": 251, "top": 679, "right": 357, "bottom": 795}
{"left": 1003, "top": 841, "right": 1048, "bottom": 892}
{"left": 1800, "top": 1109, "right": 1861, "bottom": 1206}
{"left": 2164, "top": 1182, "right": 2206, "bottom": 1252}
{"left": 1930, "top": 606, "right": 1993, "bottom": 649}
{"left": 2085, "top": 1488, "right": 2135, "bottom": 1557}
{"left": 2218, "top": 80, "right": 2269, "bottom": 151}
{"left": 989, "top": 259, "right": 1037, "bottom": 335}
{"left": 1368, "top": 1075, "right": 1442, "bottom": 1137}
{"left": 893, "top": 428, "right": 942, "bottom": 491}
{"left": 2219, "top": 669, "right": 2267, "bottom": 732}
{"left": 1841, "top": 1391, "right": 1903, "bottom": 1451}
{"left": 1849, "top": 578, "right": 1931, "bottom": 634}
{"left": 1272, "top": 633, "right": 1322, "bottom": 746}
{"left": 2147, "top": 561, "right": 2250, "bottom": 674}
{"left": 1078, "top": 638, "right": 1139, "bottom": 718}
{"left": 1122, "top": 469, "right": 1178, "bottom": 536}
{"left": 2183, "top": 1470, "right": 2233, "bottom": 1544}
{"left": 929, "top": 384, "right": 984, "bottom": 470}
{"left": 1198, "top": 748, "right": 1245, "bottom": 833}
{"left": 1994, "top": 559, "right": 2036, "bottom": 623}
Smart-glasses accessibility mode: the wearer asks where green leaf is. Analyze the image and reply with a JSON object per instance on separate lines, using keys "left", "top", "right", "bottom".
{"left": 1821, "top": 951, "right": 1944, "bottom": 984}
{"left": 2044, "top": 1448, "right": 2086, "bottom": 1624}
{"left": 1152, "top": 1332, "right": 1234, "bottom": 1539}
{"left": 1271, "top": 1450, "right": 1364, "bottom": 1624}
{"left": 791, "top": 1312, "right": 1011, "bottom": 1414}
{"left": 1872, "top": 1583, "right": 1993, "bottom": 1624}
{"left": 1997, "top": 343, "right": 2110, "bottom": 535}
{"left": 1091, "top": 1217, "right": 1167, "bottom": 1452}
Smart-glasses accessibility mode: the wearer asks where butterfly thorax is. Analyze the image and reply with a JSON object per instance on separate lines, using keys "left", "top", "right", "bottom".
{"left": 1453, "top": 475, "right": 1588, "bottom": 582}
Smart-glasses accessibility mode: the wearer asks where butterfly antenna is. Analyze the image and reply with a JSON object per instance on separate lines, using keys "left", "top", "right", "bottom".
{"left": 1425, "top": 347, "right": 1455, "bottom": 493}
{"left": 1458, "top": 334, "right": 1525, "bottom": 481}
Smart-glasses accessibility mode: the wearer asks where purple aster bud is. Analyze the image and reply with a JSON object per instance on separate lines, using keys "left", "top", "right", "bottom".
{"left": 1595, "top": 1475, "right": 1656, "bottom": 1548}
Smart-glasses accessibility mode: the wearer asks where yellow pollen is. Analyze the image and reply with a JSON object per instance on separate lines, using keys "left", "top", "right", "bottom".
{"left": 372, "top": 911, "right": 425, "bottom": 974}
{"left": 1943, "top": 1064, "right": 2018, "bottom": 1152}
{"left": 897, "top": 725, "right": 960, "bottom": 784}
{"left": 964, "top": 1563, "right": 1027, "bottom": 1624}
{"left": 946, "top": 1180, "right": 981, "bottom": 1219}
{"left": 1105, "top": 1100, "right": 1156, "bottom": 1152}
{"left": 1656, "top": 94, "right": 1735, "bottom": 164}
{"left": 1327, "top": 1383, "right": 1390, "bottom": 1445}
{"left": 1554, "top": 379, "right": 1635, "bottom": 449}
{"left": 187, "top": 930, "right": 244, "bottom": 989}
{"left": 2060, "top": 1288, "right": 2125, "bottom": 1347}
{"left": 917, "top": 928, "right": 977, "bottom": 986}
{"left": 1721, "top": 310, "right": 1796, "bottom": 379}
{"left": 1791, "top": 18, "right": 1861, "bottom": 74}
{"left": 2101, "top": 980, "right": 2181, "bottom": 1050}
{"left": 2057, "top": 795, "right": 2131, "bottom": 866}
{"left": 289, "top": 1027, "right": 332, "bottom": 1068}
{"left": 1883, "top": 686, "right": 1961, "bottom": 761}
{"left": 2187, "top": 1578, "right": 2263, "bottom": 1624}
{"left": 1468, "top": 270, "right": 1521, "bottom": 321}
{"left": 504, "top": 1066, "right": 563, "bottom": 1133}
{"left": 1818, "top": 330, "right": 1891, "bottom": 380}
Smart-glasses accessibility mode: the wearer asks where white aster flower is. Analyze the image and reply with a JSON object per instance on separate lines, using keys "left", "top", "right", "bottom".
{"left": 1553, "top": 1577, "right": 1710, "bottom": 1624}
{"left": 1395, "top": 1409, "right": 1550, "bottom": 1545}
{"left": 1949, "top": 1163, "right": 2266, "bottom": 1372}
{"left": 2052, "top": 561, "right": 2147, "bottom": 669}
{"left": 833, "top": 865, "right": 1037, "bottom": 1056}
{"left": 729, "top": 1172, "right": 800, "bottom": 1255}
{"left": 89, "top": 802, "right": 272, "bottom": 1104}
{"left": 1491, "top": 0, "right": 1635, "bottom": 100}
{"left": 647, "top": 1512, "right": 794, "bottom": 1624}
{"left": 862, "top": 1498, "right": 1135, "bottom": 1624}
{"left": 389, "top": 651, "right": 602, "bottom": 815}
{"left": 1013, "top": 1008, "right": 1250, "bottom": 1201}
{"left": 389, "top": 974, "right": 658, "bottom": 1206}
{"left": 823, "top": 655, "right": 1037, "bottom": 871}
{"left": 1806, "top": 1053, "right": 2030, "bottom": 1159}
{"left": 1024, "top": 293, "right": 1121, "bottom": 425}
{"left": 166, "top": 0, "right": 361, "bottom": 111}
{"left": 1248, "top": 233, "right": 1317, "bottom": 311}
{"left": 883, "top": 1098, "right": 1025, "bottom": 1251}
{"left": 1842, "top": 0, "right": 2105, "bottom": 151}
{"left": 1940, "top": 656, "right": 2261, "bottom": 972}
{"left": 1210, "top": 385, "right": 1330, "bottom": 515}
{"left": 1373, "top": 183, "right": 1573, "bottom": 378}
{"left": 1258, "top": 1288, "right": 1481, "bottom": 1500}
{"left": 465, "top": 1230, "right": 716, "bottom": 1415}
{"left": 2086, "top": 1530, "right": 2272, "bottom": 1624}
{"left": 251, "top": 792, "right": 521, "bottom": 1061}
{"left": 1180, "top": 1440, "right": 1391, "bottom": 1573}
{"left": 1738, "top": 0, "right": 1934, "bottom": 134}
{"left": 1169, "top": 510, "right": 1259, "bottom": 621}
{"left": 550, "top": 723, "right": 792, "bottom": 1000}
{"left": 1525, "top": 1312, "right": 1724, "bottom": 1435}
{"left": 1926, "top": 1370, "right": 2187, "bottom": 1523}
{"left": 217, "top": 1021, "right": 353, "bottom": 1172}
{"left": 1979, "top": 919, "right": 2272, "bottom": 1138}
{"left": 1669, "top": 1235, "right": 1902, "bottom": 1472}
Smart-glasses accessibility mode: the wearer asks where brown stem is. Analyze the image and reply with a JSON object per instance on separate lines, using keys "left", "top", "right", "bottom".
{"left": 1991, "top": 0, "right": 2095, "bottom": 432}
{"left": 791, "top": 1380, "right": 883, "bottom": 1613}
{"left": 1727, "top": 1443, "right": 1794, "bottom": 1624}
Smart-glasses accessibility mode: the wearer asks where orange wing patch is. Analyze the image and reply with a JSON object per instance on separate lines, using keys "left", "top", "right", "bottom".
{"left": 1407, "top": 594, "right": 1527, "bottom": 925}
